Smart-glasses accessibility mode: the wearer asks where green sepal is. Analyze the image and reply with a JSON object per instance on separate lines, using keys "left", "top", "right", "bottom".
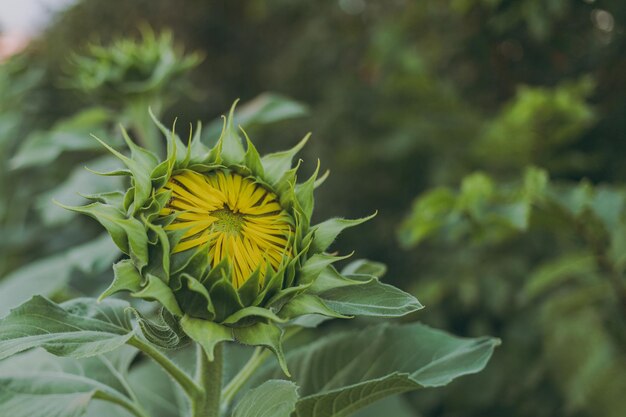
{"left": 314, "top": 169, "right": 330, "bottom": 189}
{"left": 222, "top": 306, "right": 288, "bottom": 326}
{"left": 177, "top": 273, "right": 216, "bottom": 321}
{"left": 144, "top": 222, "right": 171, "bottom": 282}
{"left": 171, "top": 243, "right": 210, "bottom": 277}
{"left": 180, "top": 316, "right": 233, "bottom": 361}
{"left": 83, "top": 166, "right": 131, "bottom": 177}
{"left": 91, "top": 129, "right": 158, "bottom": 212}
{"left": 99, "top": 259, "right": 143, "bottom": 301}
{"left": 209, "top": 277, "right": 244, "bottom": 322}
{"left": 237, "top": 268, "right": 262, "bottom": 306}
{"left": 79, "top": 190, "right": 126, "bottom": 206}
{"left": 57, "top": 202, "right": 148, "bottom": 269}
{"left": 254, "top": 265, "right": 285, "bottom": 305}
{"left": 276, "top": 159, "right": 301, "bottom": 210}
{"left": 133, "top": 274, "right": 183, "bottom": 317}
{"left": 266, "top": 283, "right": 311, "bottom": 311}
{"left": 308, "top": 266, "right": 372, "bottom": 293}
{"left": 295, "top": 159, "right": 321, "bottom": 221}
{"left": 233, "top": 322, "right": 289, "bottom": 376}
{"left": 261, "top": 133, "right": 310, "bottom": 186}
{"left": 241, "top": 128, "right": 265, "bottom": 177}
{"left": 201, "top": 256, "right": 231, "bottom": 289}
{"left": 311, "top": 212, "right": 377, "bottom": 253}
{"left": 150, "top": 158, "right": 173, "bottom": 191}
{"left": 185, "top": 122, "right": 211, "bottom": 165}
{"left": 217, "top": 100, "right": 246, "bottom": 165}
{"left": 139, "top": 191, "right": 170, "bottom": 221}
{"left": 299, "top": 252, "right": 354, "bottom": 284}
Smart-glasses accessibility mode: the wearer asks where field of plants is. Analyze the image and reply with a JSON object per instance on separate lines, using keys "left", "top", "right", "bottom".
{"left": 0, "top": 1, "right": 624, "bottom": 417}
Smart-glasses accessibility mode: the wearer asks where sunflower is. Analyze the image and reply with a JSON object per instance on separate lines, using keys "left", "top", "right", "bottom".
{"left": 160, "top": 170, "right": 293, "bottom": 288}
{"left": 64, "top": 103, "right": 404, "bottom": 369}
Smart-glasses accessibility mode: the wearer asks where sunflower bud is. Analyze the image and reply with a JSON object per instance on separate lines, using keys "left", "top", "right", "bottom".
{"left": 63, "top": 102, "right": 414, "bottom": 373}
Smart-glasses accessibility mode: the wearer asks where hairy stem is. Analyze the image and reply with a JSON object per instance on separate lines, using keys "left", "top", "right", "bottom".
{"left": 192, "top": 343, "right": 223, "bottom": 417}
{"left": 129, "top": 336, "right": 202, "bottom": 399}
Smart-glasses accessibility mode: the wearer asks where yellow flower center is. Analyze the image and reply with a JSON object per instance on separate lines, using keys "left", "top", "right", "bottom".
{"left": 160, "top": 170, "right": 293, "bottom": 288}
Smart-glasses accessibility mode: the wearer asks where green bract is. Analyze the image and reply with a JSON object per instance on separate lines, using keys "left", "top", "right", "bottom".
{"left": 63, "top": 103, "right": 422, "bottom": 372}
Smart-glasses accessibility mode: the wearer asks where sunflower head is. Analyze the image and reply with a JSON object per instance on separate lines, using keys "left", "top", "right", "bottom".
{"left": 161, "top": 169, "right": 294, "bottom": 288}
{"left": 65, "top": 102, "right": 386, "bottom": 372}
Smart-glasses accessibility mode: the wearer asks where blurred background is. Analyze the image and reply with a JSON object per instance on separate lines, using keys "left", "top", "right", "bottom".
{"left": 1, "top": 1, "right": 625, "bottom": 416}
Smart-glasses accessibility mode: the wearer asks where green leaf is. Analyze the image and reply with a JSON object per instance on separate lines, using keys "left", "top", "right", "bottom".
{"left": 398, "top": 187, "right": 456, "bottom": 247}
{"left": 233, "top": 322, "right": 289, "bottom": 376}
{"left": 233, "top": 380, "right": 299, "bottom": 417}
{"left": 341, "top": 260, "right": 387, "bottom": 278}
{"left": 218, "top": 101, "right": 246, "bottom": 165}
{"left": 316, "top": 278, "right": 423, "bottom": 318}
{"left": 0, "top": 346, "right": 139, "bottom": 407}
{"left": 0, "top": 372, "right": 131, "bottom": 417}
{"left": 133, "top": 274, "right": 183, "bottom": 317}
{"left": 295, "top": 160, "right": 321, "bottom": 221}
{"left": 0, "top": 296, "right": 134, "bottom": 360}
{"left": 100, "top": 259, "right": 144, "bottom": 301}
{"left": 523, "top": 252, "right": 597, "bottom": 300}
{"left": 269, "top": 323, "right": 499, "bottom": 417}
{"left": 91, "top": 128, "right": 159, "bottom": 211}
{"left": 300, "top": 253, "right": 353, "bottom": 283}
{"left": 59, "top": 202, "right": 148, "bottom": 269}
{"left": 261, "top": 133, "right": 310, "bottom": 186}
{"left": 311, "top": 214, "right": 376, "bottom": 253}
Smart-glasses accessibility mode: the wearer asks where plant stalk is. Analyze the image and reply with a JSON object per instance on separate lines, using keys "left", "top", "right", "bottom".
{"left": 129, "top": 336, "right": 202, "bottom": 399}
{"left": 192, "top": 342, "right": 224, "bottom": 417}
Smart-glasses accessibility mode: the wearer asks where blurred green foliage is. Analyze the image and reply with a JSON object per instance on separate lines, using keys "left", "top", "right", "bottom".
{"left": 0, "top": 0, "right": 624, "bottom": 416}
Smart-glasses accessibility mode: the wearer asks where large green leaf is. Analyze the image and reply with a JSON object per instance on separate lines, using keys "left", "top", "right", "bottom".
{"left": 233, "top": 380, "right": 299, "bottom": 417}
{"left": 0, "top": 296, "right": 134, "bottom": 360}
{"left": 0, "top": 348, "right": 140, "bottom": 417}
{"left": 0, "top": 372, "right": 131, "bottom": 417}
{"left": 274, "top": 323, "right": 499, "bottom": 417}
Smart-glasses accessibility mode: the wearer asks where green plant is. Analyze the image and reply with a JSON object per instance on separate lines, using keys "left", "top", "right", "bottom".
{"left": 399, "top": 167, "right": 626, "bottom": 417}
{"left": 0, "top": 106, "right": 498, "bottom": 417}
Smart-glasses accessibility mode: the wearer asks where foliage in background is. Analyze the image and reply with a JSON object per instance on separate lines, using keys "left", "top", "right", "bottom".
{"left": 0, "top": 0, "right": 625, "bottom": 416}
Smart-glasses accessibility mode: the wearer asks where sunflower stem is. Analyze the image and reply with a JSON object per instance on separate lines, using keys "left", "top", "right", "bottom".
{"left": 129, "top": 336, "right": 202, "bottom": 399}
{"left": 192, "top": 342, "right": 223, "bottom": 417}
